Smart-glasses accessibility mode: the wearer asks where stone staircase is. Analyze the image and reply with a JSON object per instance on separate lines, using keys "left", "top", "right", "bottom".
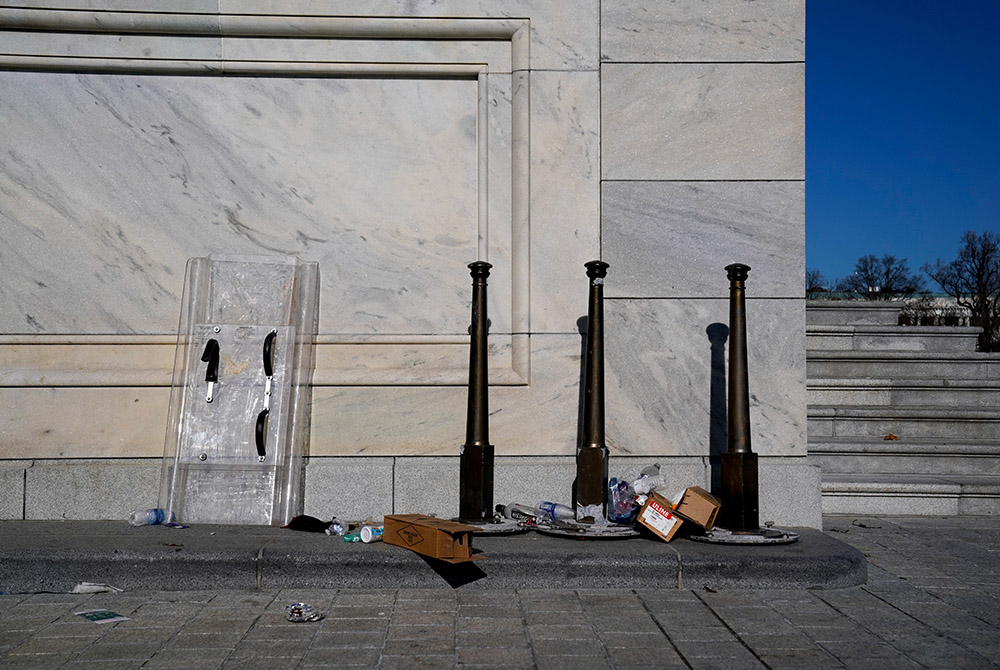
{"left": 806, "top": 301, "right": 1000, "bottom": 515}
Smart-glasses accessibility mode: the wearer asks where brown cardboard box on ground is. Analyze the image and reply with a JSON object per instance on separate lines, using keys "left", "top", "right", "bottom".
{"left": 673, "top": 486, "right": 721, "bottom": 529}
{"left": 383, "top": 514, "right": 485, "bottom": 563}
{"left": 636, "top": 491, "right": 684, "bottom": 542}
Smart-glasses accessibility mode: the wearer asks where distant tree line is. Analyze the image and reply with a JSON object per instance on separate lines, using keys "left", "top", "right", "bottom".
{"left": 807, "top": 231, "right": 1000, "bottom": 352}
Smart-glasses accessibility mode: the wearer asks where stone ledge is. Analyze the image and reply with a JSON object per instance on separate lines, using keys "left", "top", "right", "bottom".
{"left": 0, "top": 521, "right": 865, "bottom": 593}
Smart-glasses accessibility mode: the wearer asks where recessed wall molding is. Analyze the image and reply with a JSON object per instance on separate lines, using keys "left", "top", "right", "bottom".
{"left": 1, "top": 9, "right": 531, "bottom": 387}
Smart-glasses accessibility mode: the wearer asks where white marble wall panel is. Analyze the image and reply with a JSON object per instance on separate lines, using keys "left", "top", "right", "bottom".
{"left": 605, "top": 298, "right": 806, "bottom": 457}
{"left": 602, "top": 181, "right": 804, "bottom": 299}
{"left": 601, "top": 0, "right": 805, "bottom": 63}
{"left": 601, "top": 63, "right": 805, "bottom": 180}
{"left": 222, "top": 38, "right": 512, "bottom": 74}
{"left": 530, "top": 71, "right": 602, "bottom": 333}
{"left": 216, "top": 0, "right": 599, "bottom": 71}
{"left": 1, "top": 1, "right": 215, "bottom": 12}
{"left": 0, "top": 31, "right": 222, "bottom": 61}
{"left": 485, "top": 73, "right": 515, "bottom": 335}
{"left": 0, "top": 72, "right": 481, "bottom": 335}
{"left": 309, "top": 334, "right": 583, "bottom": 456}
{"left": 0, "top": 388, "right": 168, "bottom": 459}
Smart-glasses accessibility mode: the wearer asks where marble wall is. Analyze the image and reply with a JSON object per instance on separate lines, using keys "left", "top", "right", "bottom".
{"left": 0, "top": 1, "right": 814, "bottom": 525}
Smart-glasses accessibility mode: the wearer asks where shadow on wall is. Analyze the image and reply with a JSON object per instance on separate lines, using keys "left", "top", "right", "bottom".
{"left": 706, "top": 322, "right": 729, "bottom": 498}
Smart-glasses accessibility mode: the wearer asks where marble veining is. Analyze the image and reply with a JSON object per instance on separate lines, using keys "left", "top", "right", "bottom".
{"left": 601, "top": 0, "right": 805, "bottom": 63}
{"left": 605, "top": 298, "right": 806, "bottom": 458}
{"left": 0, "top": 72, "right": 482, "bottom": 335}
{"left": 603, "top": 181, "right": 804, "bottom": 299}
{"left": 601, "top": 63, "right": 805, "bottom": 180}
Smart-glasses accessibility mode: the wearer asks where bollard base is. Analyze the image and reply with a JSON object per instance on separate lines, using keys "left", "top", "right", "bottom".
{"left": 720, "top": 451, "right": 759, "bottom": 531}
{"left": 575, "top": 446, "right": 609, "bottom": 522}
{"left": 458, "top": 443, "right": 495, "bottom": 524}
{"left": 460, "top": 517, "right": 531, "bottom": 536}
{"left": 689, "top": 527, "right": 799, "bottom": 545}
{"left": 535, "top": 520, "right": 639, "bottom": 540}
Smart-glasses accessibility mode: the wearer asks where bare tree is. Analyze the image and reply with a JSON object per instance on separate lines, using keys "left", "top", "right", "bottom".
{"left": 923, "top": 231, "right": 1000, "bottom": 351}
{"left": 836, "top": 254, "right": 925, "bottom": 301}
{"left": 806, "top": 268, "right": 828, "bottom": 299}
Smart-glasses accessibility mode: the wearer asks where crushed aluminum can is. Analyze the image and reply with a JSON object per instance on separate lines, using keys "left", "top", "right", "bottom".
{"left": 284, "top": 602, "right": 324, "bottom": 623}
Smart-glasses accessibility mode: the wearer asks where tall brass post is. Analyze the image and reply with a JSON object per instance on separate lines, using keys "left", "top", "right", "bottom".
{"left": 459, "top": 261, "right": 494, "bottom": 522}
{"left": 720, "top": 263, "right": 759, "bottom": 531}
{"left": 576, "top": 260, "right": 609, "bottom": 522}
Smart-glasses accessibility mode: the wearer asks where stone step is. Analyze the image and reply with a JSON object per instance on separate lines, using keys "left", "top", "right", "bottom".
{"left": 806, "top": 301, "right": 902, "bottom": 326}
{"left": 808, "top": 405, "right": 1000, "bottom": 441}
{"left": 820, "top": 473, "right": 1000, "bottom": 516}
{"left": 807, "top": 350, "right": 1000, "bottom": 380}
{"left": 807, "top": 325, "right": 981, "bottom": 353}
{"left": 807, "top": 378, "right": 1000, "bottom": 408}
{"left": 809, "top": 438, "right": 1000, "bottom": 476}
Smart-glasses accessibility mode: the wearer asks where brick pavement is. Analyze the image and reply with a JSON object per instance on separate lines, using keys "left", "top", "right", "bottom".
{"left": 1, "top": 515, "right": 997, "bottom": 669}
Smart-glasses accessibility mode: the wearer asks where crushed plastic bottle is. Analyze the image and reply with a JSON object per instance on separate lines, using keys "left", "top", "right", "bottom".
{"left": 128, "top": 509, "right": 174, "bottom": 526}
{"left": 632, "top": 464, "right": 664, "bottom": 496}
{"left": 285, "top": 602, "right": 323, "bottom": 623}
{"left": 538, "top": 501, "right": 574, "bottom": 521}
{"left": 497, "top": 503, "right": 539, "bottom": 521}
{"left": 324, "top": 518, "right": 348, "bottom": 536}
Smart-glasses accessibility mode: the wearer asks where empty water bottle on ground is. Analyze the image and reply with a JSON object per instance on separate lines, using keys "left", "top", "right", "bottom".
{"left": 128, "top": 508, "right": 174, "bottom": 526}
{"left": 538, "top": 501, "right": 574, "bottom": 521}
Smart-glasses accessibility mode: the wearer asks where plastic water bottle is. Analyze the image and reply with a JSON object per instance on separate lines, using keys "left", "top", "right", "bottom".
{"left": 497, "top": 503, "right": 539, "bottom": 521}
{"left": 538, "top": 501, "right": 574, "bottom": 521}
{"left": 128, "top": 508, "right": 173, "bottom": 526}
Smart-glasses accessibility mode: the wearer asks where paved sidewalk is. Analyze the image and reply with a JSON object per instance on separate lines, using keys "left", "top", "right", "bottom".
{"left": 0, "top": 515, "right": 997, "bottom": 669}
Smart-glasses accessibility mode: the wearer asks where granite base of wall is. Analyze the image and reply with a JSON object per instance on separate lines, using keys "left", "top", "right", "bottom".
{"left": 1, "top": 456, "right": 821, "bottom": 528}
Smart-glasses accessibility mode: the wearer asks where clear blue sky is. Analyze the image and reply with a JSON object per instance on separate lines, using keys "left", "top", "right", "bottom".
{"left": 807, "top": 0, "right": 1000, "bottom": 287}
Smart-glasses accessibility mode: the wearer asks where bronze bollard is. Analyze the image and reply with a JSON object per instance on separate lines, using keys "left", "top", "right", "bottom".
{"left": 576, "top": 260, "right": 610, "bottom": 522}
{"left": 459, "top": 261, "right": 494, "bottom": 522}
{"left": 720, "top": 263, "right": 760, "bottom": 531}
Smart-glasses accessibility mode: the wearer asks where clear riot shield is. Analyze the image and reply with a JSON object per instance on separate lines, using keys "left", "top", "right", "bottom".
{"left": 159, "top": 254, "right": 319, "bottom": 525}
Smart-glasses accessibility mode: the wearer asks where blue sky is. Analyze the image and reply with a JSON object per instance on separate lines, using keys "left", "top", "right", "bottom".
{"left": 806, "top": 0, "right": 1000, "bottom": 287}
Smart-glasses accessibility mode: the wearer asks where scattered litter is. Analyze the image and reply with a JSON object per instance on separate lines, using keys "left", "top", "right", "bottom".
{"left": 360, "top": 525, "right": 383, "bottom": 543}
{"left": 703, "top": 586, "right": 718, "bottom": 593}
{"left": 497, "top": 503, "right": 539, "bottom": 523}
{"left": 608, "top": 479, "right": 638, "bottom": 524}
{"left": 672, "top": 487, "right": 722, "bottom": 529}
{"left": 636, "top": 491, "right": 685, "bottom": 542}
{"left": 324, "top": 518, "right": 348, "bottom": 536}
{"left": 284, "top": 602, "right": 323, "bottom": 623}
{"left": 71, "top": 582, "right": 124, "bottom": 595}
{"left": 576, "top": 503, "right": 604, "bottom": 525}
{"left": 538, "top": 502, "right": 574, "bottom": 521}
{"left": 164, "top": 522, "right": 189, "bottom": 529}
{"left": 631, "top": 464, "right": 664, "bottom": 496}
{"left": 883, "top": 433, "right": 900, "bottom": 441}
{"left": 128, "top": 508, "right": 174, "bottom": 527}
{"left": 342, "top": 530, "right": 362, "bottom": 543}
{"left": 383, "top": 514, "right": 485, "bottom": 563}
{"left": 76, "top": 609, "right": 129, "bottom": 624}
{"left": 283, "top": 515, "right": 333, "bottom": 533}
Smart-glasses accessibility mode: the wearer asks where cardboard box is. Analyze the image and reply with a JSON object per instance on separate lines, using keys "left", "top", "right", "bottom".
{"left": 636, "top": 492, "right": 684, "bottom": 542}
{"left": 673, "top": 486, "right": 721, "bottom": 529}
{"left": 383, "top": 514, "right": 485, "bottom": 563}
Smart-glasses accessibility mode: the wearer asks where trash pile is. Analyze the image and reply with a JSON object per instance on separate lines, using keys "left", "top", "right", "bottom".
{"left": 489, "top": 464, "right": 721, "bottom": 542}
